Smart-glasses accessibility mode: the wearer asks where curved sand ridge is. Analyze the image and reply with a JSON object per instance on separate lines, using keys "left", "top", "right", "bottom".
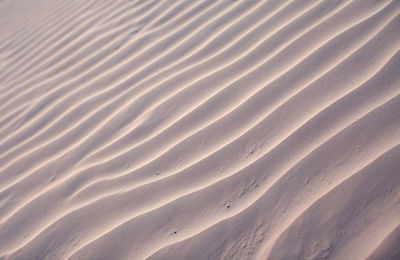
{"left": 0, "top": 0, "right": 399, "bottom": 259}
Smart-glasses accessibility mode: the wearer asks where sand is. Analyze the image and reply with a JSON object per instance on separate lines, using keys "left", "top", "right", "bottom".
{"left": 0, "top": 0, "right": 399, "bottom": 259}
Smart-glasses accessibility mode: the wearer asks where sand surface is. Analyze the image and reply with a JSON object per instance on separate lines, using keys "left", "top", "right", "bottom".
{"left": 0, "top": 0, "right": 400, "bottom": 259}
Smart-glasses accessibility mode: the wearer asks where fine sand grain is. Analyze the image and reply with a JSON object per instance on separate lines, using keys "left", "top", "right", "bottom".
{"left": 0, "top": 0, "right": 399, "bottom": 259}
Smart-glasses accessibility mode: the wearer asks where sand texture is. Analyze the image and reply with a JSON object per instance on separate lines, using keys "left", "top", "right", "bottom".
{"left": 0, "top": 0, "right": 400, "bottom": 259}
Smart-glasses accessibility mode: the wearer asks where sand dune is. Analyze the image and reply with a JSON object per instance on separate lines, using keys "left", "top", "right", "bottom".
{"left": 0, "top": 0, "right": 399, "bottom": 259}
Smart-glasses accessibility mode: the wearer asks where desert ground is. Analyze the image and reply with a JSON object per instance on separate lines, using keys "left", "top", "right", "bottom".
{"left": 0, "top": 0, "right": 399, "bottom": 259}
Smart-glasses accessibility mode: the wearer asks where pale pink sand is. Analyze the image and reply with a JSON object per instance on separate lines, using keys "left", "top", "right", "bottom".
{"left": 0, "top": 0, "right": 399, "bottom": 259}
